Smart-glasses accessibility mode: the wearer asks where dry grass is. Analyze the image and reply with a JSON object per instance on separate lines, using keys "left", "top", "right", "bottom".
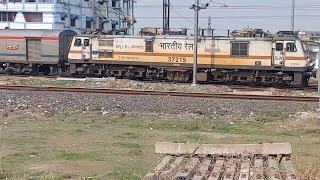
{"left": 0, "top": 110, "right": 319, "bottom": 179}
{"left": 300, "top": 162, "right": 320, "bottom": 180}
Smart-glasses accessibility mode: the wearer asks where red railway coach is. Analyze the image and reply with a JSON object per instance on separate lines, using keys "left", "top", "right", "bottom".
{"left": 0, "top": 29, "right": 77, "bottom": 75}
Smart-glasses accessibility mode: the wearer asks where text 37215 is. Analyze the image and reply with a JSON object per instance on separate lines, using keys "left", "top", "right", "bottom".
{"left": 168, "top": 57, "right": 187, "bottom": 63}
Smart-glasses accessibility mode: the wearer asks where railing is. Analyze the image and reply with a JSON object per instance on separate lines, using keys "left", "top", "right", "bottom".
{"left": 0, "top": 3, "right": 64, "bottom": 13}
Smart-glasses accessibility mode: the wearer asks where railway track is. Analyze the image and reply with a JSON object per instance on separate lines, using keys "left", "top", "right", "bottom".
{"left": 0, "top": 74, "right": 318, "bottom": 92}
{"left": 0, "top": 85, "right": 317, "bottom": 102}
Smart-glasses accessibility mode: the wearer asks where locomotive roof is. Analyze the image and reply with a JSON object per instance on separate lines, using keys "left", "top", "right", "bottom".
{"left": 75, "top": 34, "right": 301, "bottom": 41}
{"left": 0, "top": 29, "right": 76, "bottom": 38}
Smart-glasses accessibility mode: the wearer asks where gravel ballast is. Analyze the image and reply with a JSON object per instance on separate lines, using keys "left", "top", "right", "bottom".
{"left": 0, "top": 90, "right": 317, "bottom": 119}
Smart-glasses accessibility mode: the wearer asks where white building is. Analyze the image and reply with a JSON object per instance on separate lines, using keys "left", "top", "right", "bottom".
{"left": 0, "top": 0, "right": 100, "bottom": 32}
{"left": 0, "top": 0, "right": 135, "bottom": 34}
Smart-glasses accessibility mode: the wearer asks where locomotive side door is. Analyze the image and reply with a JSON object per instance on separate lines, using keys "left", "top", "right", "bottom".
{"left": 82, "top": 38, "right": 91, "bottom": 61}
{"left": 273, "top": 41, "right": 285, "bottom": 67}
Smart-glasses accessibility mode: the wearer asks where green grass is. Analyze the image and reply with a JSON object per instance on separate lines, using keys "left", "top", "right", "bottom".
{"left": 0, "top": 110, "right": 319, "bottom": 179}
{"left": 255, "top": 110, "right": 289, "bottom": 123}
{"left": 55, "top": 151, "right": 107, "bottom": 161}
{"left": 106, "top": 170, "right": 141, "bottom": 180}
{"left": 115, "top": 142, "right": 142, "bottom": 149}
{"left": 304, "top": 129, "right": 320, "bottom": 135}
{"left": 114, "top": 132, "right": 142, "bottom": 140}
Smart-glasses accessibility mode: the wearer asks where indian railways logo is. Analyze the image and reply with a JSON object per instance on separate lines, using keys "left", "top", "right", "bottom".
{"left": 6, "top": 44, "right": 19, "bottom": 50}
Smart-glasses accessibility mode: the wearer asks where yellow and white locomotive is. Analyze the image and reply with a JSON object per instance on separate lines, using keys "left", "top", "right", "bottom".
{"left": 66, "top": 31, "right": 316, "bottom": 86}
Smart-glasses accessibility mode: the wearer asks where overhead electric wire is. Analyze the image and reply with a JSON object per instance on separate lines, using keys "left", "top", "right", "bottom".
{"left": 135, "top": 4, "right": 320, "bottom": 10}
{"left": 135, "top": 15, "right": 320, "bottom": 20}
{"left": 169, "top": 3, "right": 194, "bottom": 25}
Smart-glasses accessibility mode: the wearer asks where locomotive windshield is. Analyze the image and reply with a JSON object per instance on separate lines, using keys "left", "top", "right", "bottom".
{"left": 301, "top": 41, "right": 310, "bottom": 53}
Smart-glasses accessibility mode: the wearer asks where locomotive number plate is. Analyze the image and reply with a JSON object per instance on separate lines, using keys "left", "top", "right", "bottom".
{"left": 168, "top": 57, "right": 187, "bottom": 63}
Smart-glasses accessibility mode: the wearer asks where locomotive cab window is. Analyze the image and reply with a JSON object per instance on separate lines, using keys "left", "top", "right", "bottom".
{"left": 74, "top": 38, "right": 82, "bottom": 47}
{"left": 276, "top": 43, "right": 283, "bottom": 51}
{"left": 84, "top": 39, "right": 90, "bottom": 47}
{"left": 286, "top": 42, "right": 297, "bottom": 52}
{"left": 231, "top": 42, "right": 248, "bottom": 56}
{"left": 145, "top": 40, "right": 153, "bottom": 52}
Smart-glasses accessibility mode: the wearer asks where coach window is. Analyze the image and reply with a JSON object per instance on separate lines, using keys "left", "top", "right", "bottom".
{"left": 231, "top": 42, "right": 248, "bottom": 56}
{"left": 74, "top": 38, "right": 82, "bottom": 47}
{"left": 276, "top": 43, "right": 283, "bottom": 51}
{"left": 145, "top": 40, "right": 153, "bottom": 52}
{"left": 286, "top": 42, "right": 297, "bottom": 52}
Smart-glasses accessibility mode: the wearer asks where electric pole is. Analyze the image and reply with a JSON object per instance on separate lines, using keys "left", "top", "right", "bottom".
{"left": 190, "top": 0, "right": 209, "bottom": 86}
{"left": 190, "top": 1, "right": 227, "bottom": 86}
{"left": 163, "top": 0, "right": 170, "bottom": 35}
{"left": 132, "top": 0, "right": 135, "bottom": 35}
{"left": 291, "top": 0, "right": 295, "bottom": 32}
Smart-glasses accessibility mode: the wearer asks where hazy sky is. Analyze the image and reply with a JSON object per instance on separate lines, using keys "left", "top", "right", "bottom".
{"left": 134, "top": 0, "right": 320, "bottom": 35}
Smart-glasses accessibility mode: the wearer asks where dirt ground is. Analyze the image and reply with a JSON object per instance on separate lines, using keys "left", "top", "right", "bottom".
{"left": 0, "top": 110, "right": 319, "bottom": 180}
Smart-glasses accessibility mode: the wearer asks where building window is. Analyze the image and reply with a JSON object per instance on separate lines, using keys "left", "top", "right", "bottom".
{"left": 145, "top": 40, "right": 153, "bottom": 52}
{"left": 86, "top": 21, "right": 92, "bottom": 29}
{"left": 276, "top": 43, "right": 283, "bottom": 51}
{"left": 38, "top": 0, "right": 54, "bottom": 2}
{"left": 71, "top": 18, "right": 76, "bottom": 27}
{"left": 112, "top": 0, "right": 117, "bottom": 8}
{"left": 286, "top": 42, "right": 297, "bottom": 52}
{"left": 86, "top": 17, "right": 94, "bottom": 29}
{"left": 231, "top": 42, "right": 248, "bottom": 56}
{"left": 70, "top": 15, "right": 78, "bottom": 27}
{"left": 23, "top": 12, "right": 43, "bottom": 22}
{"left": 0, "top": 12, "right": 17, "bottom": 22}
{"left": 112, "top": 24, "right": 116, "bottom": 30}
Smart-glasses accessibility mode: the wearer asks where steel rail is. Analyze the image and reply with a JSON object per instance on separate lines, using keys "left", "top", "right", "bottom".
{"left": 0, "top": 85, "right": 317, "bottom": 102}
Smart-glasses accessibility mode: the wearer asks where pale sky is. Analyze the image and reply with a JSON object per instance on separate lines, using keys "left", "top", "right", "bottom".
{"left": 134, "top": 0, "right": 320, "bottom": 35}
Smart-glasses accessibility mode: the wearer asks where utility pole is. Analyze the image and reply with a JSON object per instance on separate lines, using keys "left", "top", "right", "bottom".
{"left": 163, "top": 0, "right": 170, "bottom": 35}
{"left": 190, "top": 0, "right": 209, "bottom": 86}
{"left": 132, "top": 0, "right": 135, "bottom": 35}
{"left": 318, "top": 51, "right": 320, "bottom": 111}
{"left": 291, "top": 0, "right": 295, "bottom": 32}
